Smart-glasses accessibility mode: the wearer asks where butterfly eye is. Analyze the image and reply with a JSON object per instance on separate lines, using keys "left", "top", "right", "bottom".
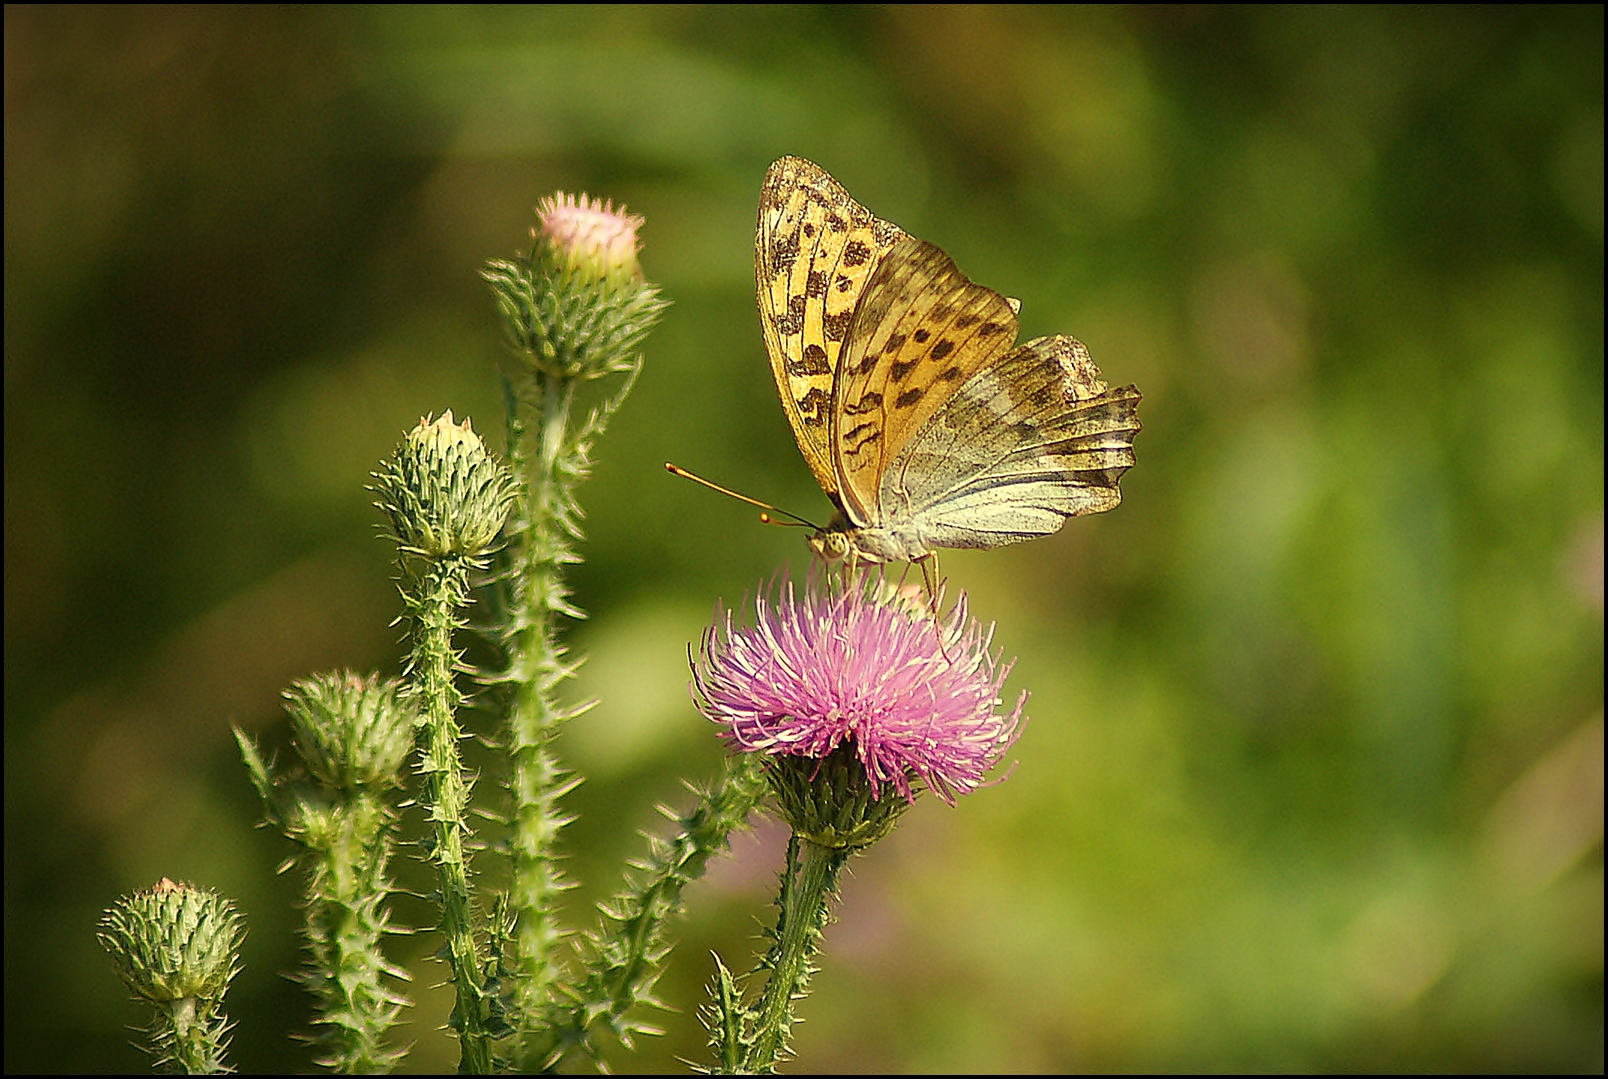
{"left": 809, "top": 531, "right": 852, "bottom": 564}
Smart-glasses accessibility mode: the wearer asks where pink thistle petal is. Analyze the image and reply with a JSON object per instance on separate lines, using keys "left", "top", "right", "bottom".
{"left": 692, "top": 577, "right": 1026, "bottom": 805}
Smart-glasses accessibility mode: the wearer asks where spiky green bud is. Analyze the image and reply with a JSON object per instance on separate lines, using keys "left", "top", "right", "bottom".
{"left": 372, "top": 411, "right": 514, "bottom": 560}
{"left": 481, "top": 193, "right": 670, "bottom": 382}
{"left": 283, "top": 671, "right": 415, "bottom": 793}
{"left": 98, "top": 879, "right": 245, "bottom": 1005}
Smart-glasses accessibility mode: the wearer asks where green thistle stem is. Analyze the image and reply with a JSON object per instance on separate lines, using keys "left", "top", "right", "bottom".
{"left": 481, "top": 201, "right": 668, "bottom": 1065}
{"left": 237, "top": 671, "right": 413, "bottom": 1073}
{"left": 504, "top": 371, "right": 582, "bottom": 1022}
{"left": 163, "top": 996, "right": 222, "bottom": 1074}
{"left": 409, "top": 555, "right": 494, "bottom": 1075}
{"left": 303, "top": 796, "right": 408, "bottom": 1073}
{"left": 746, "top": 834, "right": 848, "bottom": 1074}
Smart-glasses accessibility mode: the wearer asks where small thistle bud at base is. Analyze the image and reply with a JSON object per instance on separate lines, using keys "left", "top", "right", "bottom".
{"left": 371, "top": 411, "right": 515, "bottom": 561}
{"left": 98, "top": 879, "right": 245, "bottom": 1006}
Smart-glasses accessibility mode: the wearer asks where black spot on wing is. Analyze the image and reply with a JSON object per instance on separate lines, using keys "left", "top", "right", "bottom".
{"left": 787, "top": 343, "right": 830, "bottom": 377}
{"left": 769, "top": 231, "right": 800, "bottom": 279}
{"left": 841, "top": 421, "right": 880, "bottom": 456}
{"left": 842, "top": 391, "right": 882, "bottom": 415}
{"left": 776, "top": 293, "right": 806, "bottom": 336}
{"left": 796, "top": 387, "right": 831, "bottom": 426}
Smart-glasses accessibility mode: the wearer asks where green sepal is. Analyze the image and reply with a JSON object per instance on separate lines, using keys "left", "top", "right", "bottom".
{"left": 483, "top": 250, "right": 669, "bottom": 383}
{"left": 764, "top": 742, "right": 912, "bottom": 853}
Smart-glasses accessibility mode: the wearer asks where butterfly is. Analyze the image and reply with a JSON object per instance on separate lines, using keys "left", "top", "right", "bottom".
{"left": 755, "top": 156, "right": 1141, "bottom": 568}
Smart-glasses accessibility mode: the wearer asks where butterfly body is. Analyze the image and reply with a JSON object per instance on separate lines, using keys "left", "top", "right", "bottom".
{"left": 757, "top": 157, "right": 1140, "bottom": 566}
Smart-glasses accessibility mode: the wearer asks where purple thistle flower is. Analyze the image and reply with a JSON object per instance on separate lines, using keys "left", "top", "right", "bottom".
{"left": 692, "top": 577, "right": 1026, "bottom": 806}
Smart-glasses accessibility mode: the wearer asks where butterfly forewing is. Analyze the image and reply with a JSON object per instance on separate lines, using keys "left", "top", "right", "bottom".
{"left": 885, "top": 334, "right": 1141, "bottom": 549}
{"left": 756, "top": 157, "right": 907, "bottom": 504}
{"left": 830, "top": 237, "right": 1020, "bottom": 527}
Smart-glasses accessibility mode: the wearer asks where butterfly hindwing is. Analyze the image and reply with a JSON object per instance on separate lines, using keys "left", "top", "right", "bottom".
{"left": 830, "top": 236, "right": 1020, "bottom": 527}
{"left": 885, "top": 334, "right": 1141, "bottom": 549}
{"left": 756, "top": 157, "right": 906, "bottom": 504}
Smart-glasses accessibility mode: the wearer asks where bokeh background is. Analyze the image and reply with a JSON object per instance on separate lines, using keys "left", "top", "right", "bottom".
{"left": 6, "top": 6, "right": 1601, "bottom": 1073}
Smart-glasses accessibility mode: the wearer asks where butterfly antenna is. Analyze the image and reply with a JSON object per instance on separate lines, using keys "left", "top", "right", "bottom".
{"left": 664, "top": 462, "right": 819, "bottom": 529}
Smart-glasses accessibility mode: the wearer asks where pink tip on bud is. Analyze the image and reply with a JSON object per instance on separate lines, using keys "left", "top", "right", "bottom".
{"left": 535, "top": 191, "right": 644, "bottom": 280}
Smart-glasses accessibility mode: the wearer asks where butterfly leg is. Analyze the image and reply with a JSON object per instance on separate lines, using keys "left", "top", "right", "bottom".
{"left": 845, "top": 546, "right": 865, "bottom": 589}
{"left": 913, "top": 553, "right": 957, "bottom": 662}
{"left": 917, "top": 552, "right": 941, "bottom": 613}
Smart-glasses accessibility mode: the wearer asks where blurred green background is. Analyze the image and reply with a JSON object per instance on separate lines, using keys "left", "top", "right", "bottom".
{"left": 5, "top": 6, "right": 1601, "bottom": 1073}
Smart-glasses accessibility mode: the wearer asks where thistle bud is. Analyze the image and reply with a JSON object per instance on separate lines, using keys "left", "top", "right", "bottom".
{"left": 372, "top": 411, "right": 514, "bottom": 560}
{"left": 482, "top": 191, "right": 669, "bottom": 381}
{"left": 764, "top": 744, "right": 912, "bottom": 852}
{"left": 97, "top": 879, "right": 245, "bottom": 1005}
{"left": 283, "top": 671, "right": 415, "bottom": 792}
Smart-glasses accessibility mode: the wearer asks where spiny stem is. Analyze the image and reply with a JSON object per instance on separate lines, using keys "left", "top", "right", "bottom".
{"left": 481, "top": 196, "right": 667, "bottom": 1067}
{"left": 746, "top": 835, "right": 847, "bottom": 1074}
{"left": 532, "top": 752, "right": 768, "bottom": 1070}
{"left": 165, "top": 996, "right": 213, "bottom": 1074}
{"left": 503, "top": 371, "right": 581, "bottom": 1024}
{"left": 302, "top": 796, "right": 409, "bottom": 1073}
{"left": 238, "top": 672, "right": 414, "bottom": 1073}
{"left": 410, "top": 555, "right": 494, "bottom": 1074}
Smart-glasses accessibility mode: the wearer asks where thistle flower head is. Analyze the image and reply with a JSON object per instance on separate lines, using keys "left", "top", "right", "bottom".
{"left": 692, "top": 576, "right": 1026, "bottom": 810}
{"left": 371, "top": 411, "right": 514, "bottom": 560}
{"left": 536, "top": 191, "right": 643, "bottom": 282}
{"left": 98, "top": 879, "right": 246, "bottom": 1004}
